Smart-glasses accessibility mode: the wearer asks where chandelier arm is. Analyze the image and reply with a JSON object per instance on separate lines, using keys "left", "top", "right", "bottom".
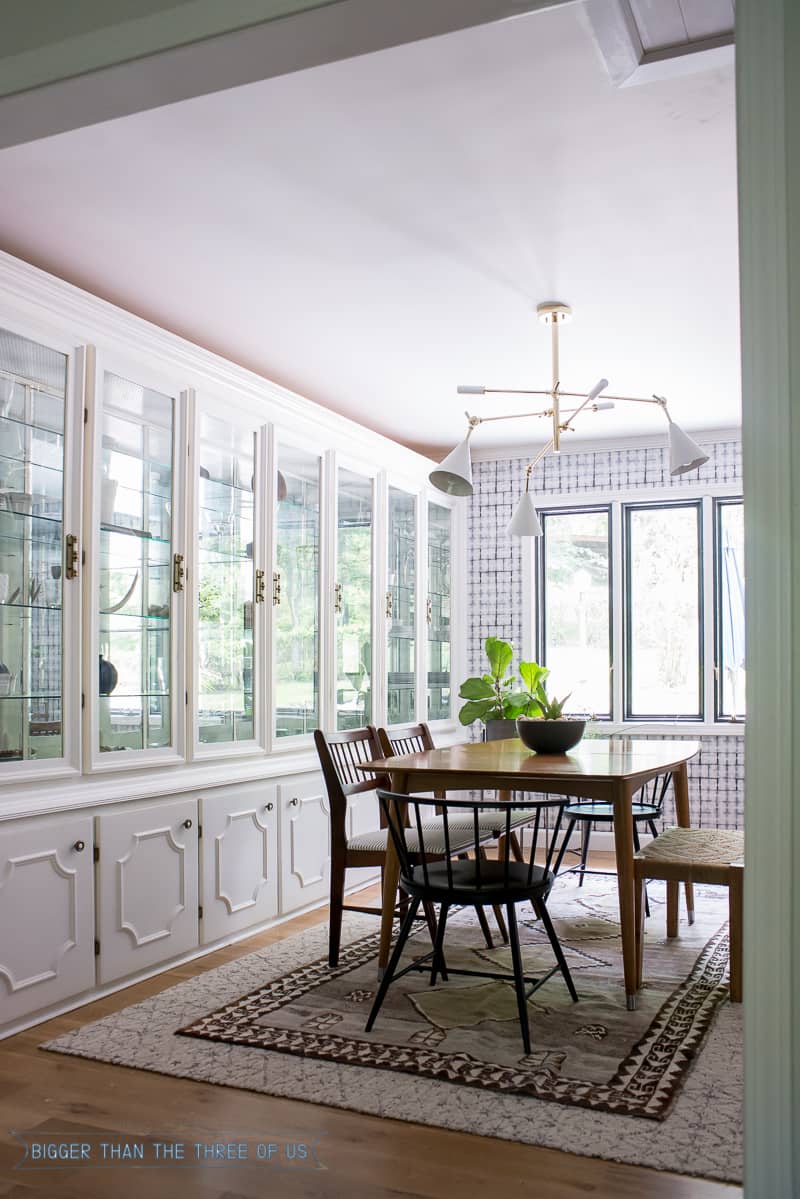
{"left": 522, "top": 440, "right": 554, "bottom": 489}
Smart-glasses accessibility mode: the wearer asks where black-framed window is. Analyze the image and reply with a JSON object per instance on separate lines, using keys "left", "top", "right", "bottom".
{"left": 536, "top": 506, "right": 612, "bottom": 718}
{"left": 624, "top": 501, "right": 703, "bottom": 720}
{"left": 714, "top": 499, "right": 745, "bottom": 720}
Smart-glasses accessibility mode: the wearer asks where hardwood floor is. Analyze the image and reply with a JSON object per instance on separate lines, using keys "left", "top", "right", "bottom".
{"left": 0, "top": 858, "right": 741, "bottom": 1199}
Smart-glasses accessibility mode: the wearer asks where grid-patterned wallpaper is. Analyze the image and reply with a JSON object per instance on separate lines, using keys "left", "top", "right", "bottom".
{"left": 466, "top": 435, "right": 744, "bottom": 830}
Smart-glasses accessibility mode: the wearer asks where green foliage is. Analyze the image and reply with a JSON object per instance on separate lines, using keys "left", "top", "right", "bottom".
{"left": 458, "top": 638, "right": 547, "bottom": 725}
{"left": 533, "top": 678, "right": 572, "bottom": 720}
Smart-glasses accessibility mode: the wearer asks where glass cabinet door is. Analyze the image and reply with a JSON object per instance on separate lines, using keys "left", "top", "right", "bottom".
{"left": 274, "top": 445, "right": 320, "bottom": 739}
{"left": 387, "top": 487, "right": 416, "bottom": 724}
{"left": 0, "top": 327, "right": 68, "bottom": 764}
{"left": 336, "top": 468, "right": 373, "bottom": 730}
{"left": 96, "top": 371, "right": 176, "bottom": 755}
{"left": 427, "top": 502, "right": 452, "bottom": 721}
{"left": 196, "top": 412, "right": 257, "bottom": 747}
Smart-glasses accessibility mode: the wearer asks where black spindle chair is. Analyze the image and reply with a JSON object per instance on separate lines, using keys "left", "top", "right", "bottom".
{"left": 365, "top": 790, "right": 579, "bottom": 1055}
{"left": 551, "top": 772, "right": 674, "bottom": 917}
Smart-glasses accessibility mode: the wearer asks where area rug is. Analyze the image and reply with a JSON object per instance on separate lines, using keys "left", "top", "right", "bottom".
{"left": 43, "top": 875, "right": 743, "bottom": 1183}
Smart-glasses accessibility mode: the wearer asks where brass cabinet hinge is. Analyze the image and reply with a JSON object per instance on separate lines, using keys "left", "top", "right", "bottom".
{"left": 94, "top": 939, "right": 100, "bottom": 956}
{"left": 272, "top": 570, "right": 281, "bottom": 606}
{"left": 172, "top": 552, "right": 185, "bottom": 592}
{"left": 93, "top": 845, "right": 99, "bottom": 863}
{"left": 254, "top": 568, "right": 266, "bottom": 604}
{"left": 65, "top": 533, "right": 80, "bottom": 580}
{"left": 198, "top": 905, "right": 203, "bottom": 920}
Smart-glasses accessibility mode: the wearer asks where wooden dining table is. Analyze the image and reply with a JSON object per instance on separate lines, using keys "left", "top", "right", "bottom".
{"left": 359, "top": 736, "right": 700, "bottom": 1009}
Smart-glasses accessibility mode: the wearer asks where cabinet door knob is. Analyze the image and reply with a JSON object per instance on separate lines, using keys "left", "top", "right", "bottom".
{"left": 183, "top": 818, "right": 193, "bottom": 829}
{"left": 265, "top": 802, "right": 274, "bottom": 812}
{"left": 290, "top": 797, "right": 299, "bottom": 807}
{"left": 73, "top": 839, "right": 85, "bottom": 852}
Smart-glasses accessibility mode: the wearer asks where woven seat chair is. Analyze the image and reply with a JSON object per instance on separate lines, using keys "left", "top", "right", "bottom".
{"left": 365, "top": 790, "right": 579, "bottom": 1054}
{"left": 634, "top": 826, "right": 744, "bottom": 1002}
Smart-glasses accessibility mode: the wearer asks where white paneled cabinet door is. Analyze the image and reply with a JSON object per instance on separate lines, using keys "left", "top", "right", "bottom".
{"left": 279, "top": 774, "right": 330, "bottom": 914}
{"left": 199, "top": 783, "right": 278, "bottom": 945}
{"left": 96, "top": 796, "right": 198, "bottom": 984}
{"left": 0, "top": 813, "right": 94, "bottom": 1025}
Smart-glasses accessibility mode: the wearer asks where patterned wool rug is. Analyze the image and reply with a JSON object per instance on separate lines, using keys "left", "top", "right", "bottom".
{"left": 43, "top": 875, "right": 743, "bottom": 1183}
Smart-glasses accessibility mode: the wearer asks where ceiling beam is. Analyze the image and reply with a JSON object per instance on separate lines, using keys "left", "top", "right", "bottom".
{"left": 582, "top": 0, "right": 734, "bottom": 88}
{"left": 0, "top": 0, "right": 568, "bottom": 150}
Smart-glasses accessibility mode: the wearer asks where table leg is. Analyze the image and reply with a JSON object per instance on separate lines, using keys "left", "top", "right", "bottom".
{"left": 378, "top": 771, "right": 408, "bottom": 975}
{"left": 673, "top": 762, "right": 695, "bottom": 924}
{"left": 613, "top": 784, "right": 638, "bottom": 1010}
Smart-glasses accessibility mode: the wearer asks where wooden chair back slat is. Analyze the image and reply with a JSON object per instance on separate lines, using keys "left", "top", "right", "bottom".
{"left": 314, "top": 728, "right": 389, "bottom": 853}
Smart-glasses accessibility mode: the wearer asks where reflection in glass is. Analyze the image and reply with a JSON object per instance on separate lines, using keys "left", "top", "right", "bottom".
{"left": 98, "top": 372, "right": 174, "bottom": 752}
{"left": 541, "top": 509, "right": 611, "bottom": 717}
{"left": 336, "top": 469, "right": 373, "bottom": 730}
{"left": 718, "top": 501, "right": 745, "bottom": 719}
{"left": 627, "top": 504, "right": 701, "bottom": 718}
{"left": 0, "top": 327, "right": 67, "bottom": 762}
{"left": 427, "top": 503, "right": 451, "bottom": 721}
{"left": 196, "top": 414, "right": 255, "bottom": 745}
{"left": 275, "top": 447, "right": 320, "bottom": 738}
{"left": 387, "top": 488, "right": 416, "bottom": 724}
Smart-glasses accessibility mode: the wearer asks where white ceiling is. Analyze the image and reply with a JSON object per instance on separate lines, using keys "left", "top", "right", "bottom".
{"left": 0, "top": 2, "right": 739, "bottom": 456}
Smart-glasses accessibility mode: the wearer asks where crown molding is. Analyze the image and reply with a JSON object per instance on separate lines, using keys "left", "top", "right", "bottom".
{"left": 0, "top": 249, "right": 431, "bottom": 474}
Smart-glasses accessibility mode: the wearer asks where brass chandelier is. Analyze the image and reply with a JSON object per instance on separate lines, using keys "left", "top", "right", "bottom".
{"left": 429, "top": 301, "right": 710, "bottom": 537}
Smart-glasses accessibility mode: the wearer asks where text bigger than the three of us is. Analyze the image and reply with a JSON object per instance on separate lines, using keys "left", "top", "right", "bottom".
{"left": 20, "top": 1139, "right": 319, "bottom": 1167}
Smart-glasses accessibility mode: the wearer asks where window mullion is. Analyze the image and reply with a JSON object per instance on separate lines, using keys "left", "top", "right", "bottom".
{"left": 702, "top": 495, "right": 715, "bottom": 722}
{"left": 611, "top": 501, "right": 624, "bottom": 723}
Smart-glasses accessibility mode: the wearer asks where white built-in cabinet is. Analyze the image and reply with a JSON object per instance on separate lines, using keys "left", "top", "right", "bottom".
{"left": 0, "top": 251, "right": 461, "bottom": 1037}
{"left": 95, "top": 795, "right": 199, "bottom": 984}
{"left": 199, "top": 782, "right": 278, "bottom": 944}
{"left": 278, "top": 774, "right": 331, "bottom": 913}
{"left": 0, "top": 811, "right": 95, "bottom": 1022}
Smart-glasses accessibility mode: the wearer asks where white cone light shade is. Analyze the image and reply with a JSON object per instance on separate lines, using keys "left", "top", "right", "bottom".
{"left": 667, "top": 418, "right": 709, "bottom": 476}
{"left": 429, "top": 434, "right": 474, "bottom": 496}
{"left": 586, "top": 378, "right": 609, "bottom": 404}
{"left": 508, "top": 491, "right": 542, "bottom": 538}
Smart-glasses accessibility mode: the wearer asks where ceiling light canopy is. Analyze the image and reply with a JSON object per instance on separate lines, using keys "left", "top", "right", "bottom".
{"left": 429, "top": 301, "right": 710, "bottom": 536}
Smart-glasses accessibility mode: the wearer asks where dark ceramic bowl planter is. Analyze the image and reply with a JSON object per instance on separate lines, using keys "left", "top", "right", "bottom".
{"left": 484, "top": 718, "right": 519, "bottom": 742}
{"left": 515, "top": 717, "right": 586, "bottom": 754}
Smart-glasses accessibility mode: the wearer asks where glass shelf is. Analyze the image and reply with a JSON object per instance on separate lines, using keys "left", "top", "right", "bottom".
{"left": 0, "top": 509, "right": 62, "bottom": 528}
{"left": 0, "top": 327, "right": 68, "bottom": 765}
{"left": 196, "top": 411, "right": 257, "bottom": 749}
{"left": 275, "top": 445, "right": 320, "bottom": 739}
{"left": 100, "top": 523, "right": 170, "bottom": 544}
{"left": 98, "top": 371, "right": 176, "bottom": 757}
{"left": 387, "top": 487, "right": 416, "bottom": 725}
{"left": 99, "top": 611, "right": 170, "bottom": 623}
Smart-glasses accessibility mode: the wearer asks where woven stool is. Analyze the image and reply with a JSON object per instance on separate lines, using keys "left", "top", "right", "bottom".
{"left": 633, "top": 827, "right": 744, "bottom": 1002}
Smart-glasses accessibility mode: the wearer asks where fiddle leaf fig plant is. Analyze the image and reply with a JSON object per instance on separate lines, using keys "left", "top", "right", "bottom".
{"left": 458, "top": 637, "right": 549, "bottom": 726}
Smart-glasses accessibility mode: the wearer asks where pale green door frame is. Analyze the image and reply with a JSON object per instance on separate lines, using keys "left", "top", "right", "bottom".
{"left": 738, "top": 1, "right": 799, "bottom": 1194}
